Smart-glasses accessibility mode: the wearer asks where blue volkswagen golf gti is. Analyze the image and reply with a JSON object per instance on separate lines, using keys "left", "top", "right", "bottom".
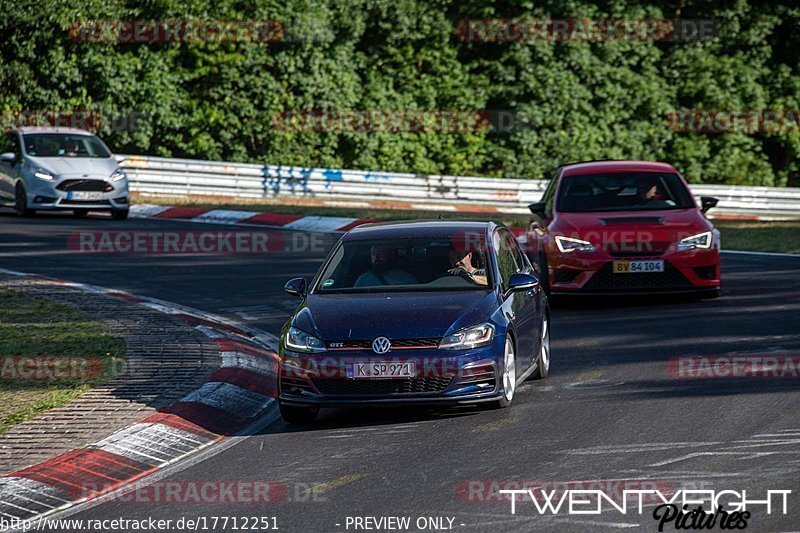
{"left": 278, "top": 221, "right": 551, "bottom": 423}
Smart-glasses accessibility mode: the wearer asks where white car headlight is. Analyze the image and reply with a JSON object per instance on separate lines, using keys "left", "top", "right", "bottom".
{"left": 439, "top": 323, "right": 495, "bottom": 351}
{"left": 555, "top": 235, "right": 597, "bottom": 253}
{"left": 677, "top": 231, "right": 712, "bottom": 251}
{"left": 110, "top": 168, "right": 127, "bottom": 181}
{"left": 34, "top": 168, "right": 55, "bottom": 180}
{"left": 285, "top": 327, "right": 326, "bottom": 353}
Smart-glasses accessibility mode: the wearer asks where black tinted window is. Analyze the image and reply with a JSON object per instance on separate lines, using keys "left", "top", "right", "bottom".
{"left": 557, "top": 172, "right": 694, "bottom": 213}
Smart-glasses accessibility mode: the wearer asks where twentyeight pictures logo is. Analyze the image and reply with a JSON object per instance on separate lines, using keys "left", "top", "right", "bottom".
{"left": 495, "top": 488, "right": 791, "bottom": 531}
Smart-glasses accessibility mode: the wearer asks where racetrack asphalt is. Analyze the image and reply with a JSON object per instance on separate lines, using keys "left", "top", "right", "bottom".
{"left": 1, "top": 210, "right": 799, "bottom": 532}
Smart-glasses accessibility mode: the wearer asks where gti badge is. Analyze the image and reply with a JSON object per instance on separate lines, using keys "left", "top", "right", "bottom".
{"left": 372, "top": 336, "right": 392, "bottom": 354}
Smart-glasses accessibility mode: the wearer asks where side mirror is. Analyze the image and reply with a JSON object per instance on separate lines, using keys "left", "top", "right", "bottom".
{"left": 284, "top": 277, "right": 307, "bottom": 297}
{"left": 700, "top": 196, "right": 718, "bottom": 214}
{"left": 0, "top": 152, "right": 16, "bottom": 164}
{"left": 508, "top": 273, "right": 540, "bottom": 292}
{"left": 528, "top": 201, "right": 547, "bottom": 216}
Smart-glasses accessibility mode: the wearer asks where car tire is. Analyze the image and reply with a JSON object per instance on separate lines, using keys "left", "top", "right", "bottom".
{"left": 14, "top": 184, "right": 34, "bottom": 217}
{"left": 279, "top": 402, "right": 319, "bottom": 424}
{"left": 111, "top": 209, "right": 129, "bottom": 220}
{"left": 531, "top": 313, "right": 550, "bottom": 380}
{"left": 73, "top": 209, "right": 89, "bottom": 217}
{"left": 496, "top": 336, "right": 516, "bottom": 408}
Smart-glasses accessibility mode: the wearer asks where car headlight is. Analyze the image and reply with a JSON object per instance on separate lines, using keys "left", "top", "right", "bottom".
{"left": 285, "top": 327, "right": 326, "bottom": 353}
{"left": 439, "top": 323, "right": 495, "bottom": 351}
{"left": 110, "top": 168, "right": 127, "bottom": 181}
{"left": 34, "top": 168, "right": 55, "bottom": 180}
{"left": 555, "top": 235, "right": 597, "bottom": 253}
{"left": 677, "top": 231, "right": 712, "bottom": 251}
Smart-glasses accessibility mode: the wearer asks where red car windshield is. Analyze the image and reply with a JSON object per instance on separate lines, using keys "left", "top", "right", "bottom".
{"left": 557, "top": 172, "right": 695, "bottom": 213}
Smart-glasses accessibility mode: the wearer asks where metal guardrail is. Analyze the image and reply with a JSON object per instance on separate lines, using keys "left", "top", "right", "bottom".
{"left": 119, "top": 155, "right": 800, "bottom": 217}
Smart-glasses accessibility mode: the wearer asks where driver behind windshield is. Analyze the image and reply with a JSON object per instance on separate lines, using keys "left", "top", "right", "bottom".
{"left": 63, "top": 139, "right": 81, "bottom": 157}
{"left": 354, "top": 244, "right": 417, "bottom": 287}
{"left": 636, "top": 178, "right": 671, "bottom": 208}
{"left": 445, "top": 243, "right": 488, "bottom": 285}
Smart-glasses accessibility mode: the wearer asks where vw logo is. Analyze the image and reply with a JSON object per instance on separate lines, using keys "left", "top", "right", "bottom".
{"left": 372, "top": 336, "right": 392, "bottom": 354}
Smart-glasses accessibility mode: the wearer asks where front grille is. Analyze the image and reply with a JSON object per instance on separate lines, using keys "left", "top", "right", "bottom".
{"left": 693, "top": 265, "right": 718, "bottom": 280}
{"left": 312, "top": 376, "right": 453, "bottom": 395}
{"left": 327, "top": 338, "right": 440, "bottom": 351}
{"left": 60, "top": 199, "right": 112, "bottom": 206}
{"left": 606, "top": 241, "right": 671, "bottom": 257}
{"left": 582, "top": 262, "right": 693, "bottom": 292}
{"left": 554, "top": 269, "right": 581, "bottom": 283}
{"left": 57, "top": 179, "right": 113, "bottom": 192}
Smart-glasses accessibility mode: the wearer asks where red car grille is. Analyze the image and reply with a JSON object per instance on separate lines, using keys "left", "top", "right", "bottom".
{"left": 583, "top": 262, "right": 693, "bottom": 291}
{"left": 605, "top": 241, "right": 671, "bottom": 257}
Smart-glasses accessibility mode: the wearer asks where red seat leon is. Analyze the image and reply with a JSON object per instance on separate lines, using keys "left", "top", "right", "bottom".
{"left": 525, "top": 161, "right": 721, "bottom": 297}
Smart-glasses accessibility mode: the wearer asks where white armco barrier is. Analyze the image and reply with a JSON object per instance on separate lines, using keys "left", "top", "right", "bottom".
{"left": 119, "top": 155, "right": 800, "bottom": 218}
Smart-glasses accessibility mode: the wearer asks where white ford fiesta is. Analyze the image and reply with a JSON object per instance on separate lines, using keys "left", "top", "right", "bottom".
{"left": 0, "top": 127, "right": 129, "bottom": 219}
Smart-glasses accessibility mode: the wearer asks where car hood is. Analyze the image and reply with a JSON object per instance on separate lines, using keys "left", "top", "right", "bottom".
{"left": 27, "top": 155, "right": 119, "bottom": 179}
{"left": 554, "top": 208, "right": 713, "bottom": 241}
{"left": 293, "top": 290, "right": 499, "bottom": 341}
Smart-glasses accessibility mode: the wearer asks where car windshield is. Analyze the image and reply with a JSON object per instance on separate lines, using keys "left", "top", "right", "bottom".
{"left": 557, "top": 172, "right": 695, "bottom": 212}
{"left": 314, "top": 235, "right": 493, "bottom": 293}
{"left": 22, "top": 133, "right": 111, "bottom": 158}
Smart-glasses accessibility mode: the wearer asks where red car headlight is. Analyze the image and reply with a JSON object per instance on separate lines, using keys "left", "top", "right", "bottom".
{"left": 555, "top": 235, "right": 597, "bottom": 253}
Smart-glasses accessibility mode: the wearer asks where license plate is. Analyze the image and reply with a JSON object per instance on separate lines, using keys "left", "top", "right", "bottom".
{"left": 612, "top": 260, "right": 664, "bottom": 273}
{"left": 348, "top": 362, "right": 416, "bottom": 379}
{"left": 68, "top": 191, "right": 103, "bottom": 201}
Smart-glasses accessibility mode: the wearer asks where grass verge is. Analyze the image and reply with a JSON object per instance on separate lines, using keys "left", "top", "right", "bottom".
{"left": 0, "top": 288, "right": 126, "bottom": 434}
{"left": 715, "top": 220, "right": 800, "bottom": 254}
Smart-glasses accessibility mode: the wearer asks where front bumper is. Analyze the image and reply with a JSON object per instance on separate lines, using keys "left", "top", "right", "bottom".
{"left": 278, "top": 344, "right": 504, "bottom": 407}
{"left": 26, "top": 177, "right": 129, "bottom": 211}
{"left": 548, "top": 243, "right": 721, "bottom": 294}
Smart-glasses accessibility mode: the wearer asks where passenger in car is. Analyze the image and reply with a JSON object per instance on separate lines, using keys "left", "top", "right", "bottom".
{"left": 354, "top": 244, "right": 417, "bottom": 287}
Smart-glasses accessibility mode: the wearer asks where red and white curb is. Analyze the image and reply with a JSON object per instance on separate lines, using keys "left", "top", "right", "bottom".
{"left": 129, "top": 202, "right": 797, "bottom": 229}
{"left": 130, "top": 204, "right": 375, "bottom": 233}
{"left": 0, "top": 268, "right": 280, "bottom": 523}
